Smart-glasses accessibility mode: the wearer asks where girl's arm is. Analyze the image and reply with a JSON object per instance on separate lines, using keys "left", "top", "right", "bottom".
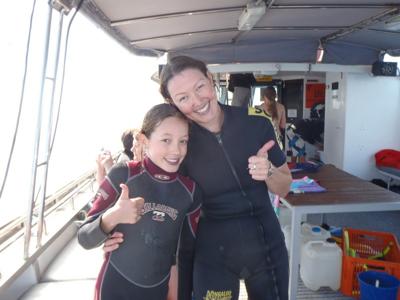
{"left": 78, "top": 183, "right": 144, "bottom": 249}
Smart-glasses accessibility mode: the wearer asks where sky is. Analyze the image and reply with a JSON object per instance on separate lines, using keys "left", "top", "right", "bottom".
{"left": 0, "top": 2, "right": 163, "bottom": 226}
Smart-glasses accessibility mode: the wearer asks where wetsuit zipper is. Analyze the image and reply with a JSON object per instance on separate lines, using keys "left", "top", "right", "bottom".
{"left": 214, "top": 133, "right": 257, "bottom": 217}
{"left": 214, "top": 134, "right": 255, "bottom": 216}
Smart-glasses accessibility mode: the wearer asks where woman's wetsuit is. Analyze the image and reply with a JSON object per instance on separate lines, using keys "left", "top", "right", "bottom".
{"left": 78, "top": 157, "right": 201, "bottom": 300}
{"left": 181, "top": 104, "right": 289, "bottom": 300}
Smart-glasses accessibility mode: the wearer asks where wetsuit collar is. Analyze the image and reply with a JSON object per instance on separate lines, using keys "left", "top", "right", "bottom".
{"left": 142, "top": 156, "right": 178, "bottom": 181}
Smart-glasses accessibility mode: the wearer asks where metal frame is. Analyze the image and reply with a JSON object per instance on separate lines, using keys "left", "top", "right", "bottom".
{"left": 377, "top": 169, "right": 400, "bottom": 190}
{"left": 280, "top": 168, "right": 400, "bottom": 300}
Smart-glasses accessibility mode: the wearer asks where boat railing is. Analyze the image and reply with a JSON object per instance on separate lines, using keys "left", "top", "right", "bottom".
{"left": 0, "top": 169, "right": 96, "bottom": 254}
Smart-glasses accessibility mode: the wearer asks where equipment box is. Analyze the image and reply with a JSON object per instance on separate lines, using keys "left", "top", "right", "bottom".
{"left": 340, "top": 228, "right": 400, "bottom": 299}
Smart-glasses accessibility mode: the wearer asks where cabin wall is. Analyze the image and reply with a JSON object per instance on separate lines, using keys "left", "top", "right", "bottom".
{"left": 344, "top": 73, "right": 400, "bottom": 180}
{"left": 324, "top": 72, "right": 400, "bottom": 180}
{"left": 323, "top": 72, "right": 346, "bottom": 169}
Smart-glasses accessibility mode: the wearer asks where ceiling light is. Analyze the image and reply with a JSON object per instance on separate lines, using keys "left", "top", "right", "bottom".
{"left": 316, "top": 41, "right": 324, "bottom": 63}
{"left": 238, "top": 2, "right": 266, "bottom": 31}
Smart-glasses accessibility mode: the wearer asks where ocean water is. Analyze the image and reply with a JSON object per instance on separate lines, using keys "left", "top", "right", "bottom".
{"left": 0, "top": 4, "right": 163, "bottom": 227}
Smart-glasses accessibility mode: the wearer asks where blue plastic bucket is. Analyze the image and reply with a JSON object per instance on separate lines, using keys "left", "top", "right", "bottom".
{"left": 358, "top": 271, "right": 399, "bottom": 300}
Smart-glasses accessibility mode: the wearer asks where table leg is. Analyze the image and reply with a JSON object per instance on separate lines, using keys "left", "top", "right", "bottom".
{"left": 288, "top": 209, "right": 302, "bottom": 300}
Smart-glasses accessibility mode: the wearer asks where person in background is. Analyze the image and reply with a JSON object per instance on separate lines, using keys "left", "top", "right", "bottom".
{"left": 228, "top": 73, "right": 256, "bottom": 107}
{"left": 258, "top": 86, "right": 286, "bottom": 140}
{"left": 116, "top": 128, "right": 136, "bottom": 163}
{"left": 78, "top": 103, "right": 202, "bottom": 300}
{"left": 95, "top": 149, "right": 114, "bottom": 184}
{"left": 95, "top": 129, "right": 140, "bottom": 184}
{"left": 104, "top": 56, "right": 292, "bottom": 300}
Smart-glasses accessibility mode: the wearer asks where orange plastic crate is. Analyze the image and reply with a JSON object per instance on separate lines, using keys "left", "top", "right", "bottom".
{"left": 340, "top": 228, "right": 400, "bottom": 299}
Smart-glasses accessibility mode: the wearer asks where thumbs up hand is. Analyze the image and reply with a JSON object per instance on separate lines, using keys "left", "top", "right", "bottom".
{"left": 100, "top": 184, "right": 145, "bottom": 233}
{"left": 113, "top": 184, "right": 145, "bottom": 224}
{"left": 248, "top": 140, "right": 275, "bottom": 181}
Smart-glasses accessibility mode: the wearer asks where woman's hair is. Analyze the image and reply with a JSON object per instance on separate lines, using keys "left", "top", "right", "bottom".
{"left": 141, "top": 103, "right": 188, "bottom": 138}
{"left": 262, "top": 86, "right": 278, "bottom": 120}
{"left": 159, "top": 55, "right": 208, "bottom": 102}
{"left": 121, "top": 129, "right": 135, "bottom": 160}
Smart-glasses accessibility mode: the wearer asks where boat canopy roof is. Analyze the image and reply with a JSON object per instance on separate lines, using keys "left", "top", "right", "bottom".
{"left": 79, "top": 0, "right": 400, "bottom": 65}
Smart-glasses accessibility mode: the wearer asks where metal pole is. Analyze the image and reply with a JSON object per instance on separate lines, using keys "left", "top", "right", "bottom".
{"left": 36, "top": 9, "right": 65, "bottom": 247}
{"left": 24, "top": 3, "right": 53, "bottom": 260}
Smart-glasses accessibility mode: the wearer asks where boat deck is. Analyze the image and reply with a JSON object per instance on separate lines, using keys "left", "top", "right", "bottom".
{"left": 19, "top": 233, "right": 355, "bottom": 300}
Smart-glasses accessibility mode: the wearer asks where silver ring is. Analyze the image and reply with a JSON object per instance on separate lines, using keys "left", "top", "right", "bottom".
{"left": 252, "top": 164, "right": 257, "bottom": 170}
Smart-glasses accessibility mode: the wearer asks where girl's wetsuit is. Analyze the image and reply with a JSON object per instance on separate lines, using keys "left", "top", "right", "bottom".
{"left": 78, "top": 157, "right": 201, "bottom": 300}
{"left": 181, "top": 104, "right": 289, "bottom": 300}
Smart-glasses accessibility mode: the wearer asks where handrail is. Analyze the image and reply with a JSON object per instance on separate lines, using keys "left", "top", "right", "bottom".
{"left": 0, "top": 169, "right": 96, "bottom": 251}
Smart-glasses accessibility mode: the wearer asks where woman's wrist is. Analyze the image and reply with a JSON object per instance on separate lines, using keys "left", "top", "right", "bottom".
{"left": 266, "top": 161, "right": 274, "bottom": 179}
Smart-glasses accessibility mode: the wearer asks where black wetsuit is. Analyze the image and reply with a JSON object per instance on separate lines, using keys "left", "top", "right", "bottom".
{"left": 78, "top": 157, "right": 201, "bottom": 300}
{"left": 181, "top": 104, "right": 289, "bottom": 300}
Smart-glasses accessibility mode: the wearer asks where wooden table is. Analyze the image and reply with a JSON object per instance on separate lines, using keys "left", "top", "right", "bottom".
{"left": 280, "top": 164, "right": 400, "bottom": 300}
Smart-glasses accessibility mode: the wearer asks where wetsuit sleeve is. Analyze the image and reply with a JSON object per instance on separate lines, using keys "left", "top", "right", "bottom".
{"left": 177, "top": 185, "right": 202, "bottom": 300}
{"left": 263, "top": 117, "right": 286, "bottom": 168}
{"left": 248, "top": 107, "right": 286, "bottom": 168}
{"left": 77, "top": 163, "right": 128, "bottom": 249}
{"left": 268, "top": 138, "right": 286, "bottom": 168}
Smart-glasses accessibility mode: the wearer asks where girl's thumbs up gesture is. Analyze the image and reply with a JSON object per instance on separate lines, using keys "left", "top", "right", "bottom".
{"left": 100, "top": 184, "right": 145, "bottom": 233}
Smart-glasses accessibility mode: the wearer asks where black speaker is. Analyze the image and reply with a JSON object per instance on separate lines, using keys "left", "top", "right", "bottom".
{"left": 372, "top": 61, "right": 397, "bottom": 76}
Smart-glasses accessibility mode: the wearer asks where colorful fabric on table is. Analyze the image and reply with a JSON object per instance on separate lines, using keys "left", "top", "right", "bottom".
{"left": 290, "top": 176, "right": 326, "bottom": 193}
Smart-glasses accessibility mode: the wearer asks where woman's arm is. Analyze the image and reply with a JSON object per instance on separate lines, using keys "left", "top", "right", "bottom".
{"left": 264, "top": 162, "right": 291, "bottom": 197}
{"left": 177, "top": 187, "right": 202, "bottom": 300}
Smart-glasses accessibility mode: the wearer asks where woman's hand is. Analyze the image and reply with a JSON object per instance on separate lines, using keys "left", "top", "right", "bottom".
{"left": 103, "top": 231, "right": 124, "bottom": 253}
{"left": 248, "top": 140, "right": 275, "bottom": 181}
{"left": 97, "top": 150, "right": 114, "bottom": 172}
{"left": 132, "top": 132, "right": 145, "bottom": 162}
{"left": 248, "top": 140, "right": 292, "bottom": 197}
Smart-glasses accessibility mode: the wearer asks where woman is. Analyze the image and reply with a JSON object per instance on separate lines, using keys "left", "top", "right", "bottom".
{"left": 106, "top": 56, "right": 292, "bottom": 300}
{"left": 116, "top": 128, "right": 136, "bottom": 163}
{"left": 78, "top": 104, "right": 201, "bottom": 300}
{"left": 258, "top": 86, "right": 286, "bottom": 139}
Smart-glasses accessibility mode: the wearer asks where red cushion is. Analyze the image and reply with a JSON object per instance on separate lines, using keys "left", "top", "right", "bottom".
{"left": 375, "top": 149, "right": 400, "bottom": 169}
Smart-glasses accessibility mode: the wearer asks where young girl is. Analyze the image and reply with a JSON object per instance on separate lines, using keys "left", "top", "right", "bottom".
{"left": 78, "top": 103, "right": 201, "bottom": 300}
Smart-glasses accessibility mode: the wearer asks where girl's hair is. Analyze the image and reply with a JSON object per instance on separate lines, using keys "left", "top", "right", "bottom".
{"left": 159, "top": 56, "right": 208, "bottom": 102}
{"left": 121, "top": 129, "right": 136, "bottom": 160}
{"left": 141, "top": 103, "right": 188, "bottom": 138}
{"left": 262, "top": 86, "right": 278, "bottom": 120}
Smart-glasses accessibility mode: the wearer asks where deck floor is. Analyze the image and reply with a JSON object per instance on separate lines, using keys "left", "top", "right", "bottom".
{"left": 20, "top": 235, "right": 355, "bottom": 300}
{"left": 238, "top": 279, "right": 353, "bottom": 300}
{"left": 20, "top": 203, "right": 400, "bottom": 300}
